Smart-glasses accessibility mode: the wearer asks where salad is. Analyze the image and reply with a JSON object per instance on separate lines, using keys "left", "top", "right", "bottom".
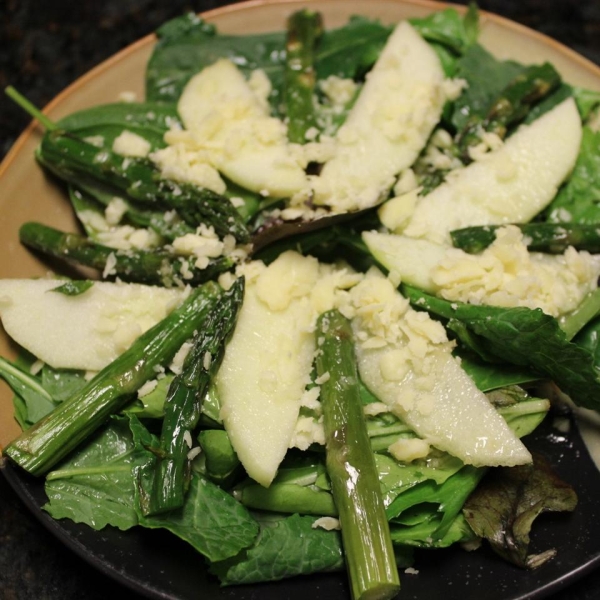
{"left": 1, "top": 3, "right": 600, "bottom": 600}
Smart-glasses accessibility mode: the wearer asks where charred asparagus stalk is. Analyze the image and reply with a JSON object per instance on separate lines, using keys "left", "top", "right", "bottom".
{"left": 6, "top": 87, "right": 249, "bottom": 243}
{"left": 39, "top": 131, "right": 250, "bottom": 242}
{"left": 19, "top": 222, "right": 233, "bottom": 287}
{"left": 457, "top": 62, "right": 561, "bottom": 162}
{"left": 316, "top": 309, "right": 400, "bottom": 600}
{"left": 416, "top": 62, "right": 562, "bottom": 193}
{"left": 450, "top": 222, "right": 600, "bottom": 254}
{"left": 284, "top": 9, "right": 324, "bottom": 144}
{"left": 148, "top": 277, "right": 244, "bottom": 515}
{"left": 4, "top": 282, "right": 222, "bottom": 476}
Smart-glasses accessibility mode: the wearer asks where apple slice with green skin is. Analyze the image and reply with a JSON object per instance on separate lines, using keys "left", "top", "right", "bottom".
{"left": 347, "top": 270, "right": 531, "bottom": 467}
{"left": 0, "top": 279, "right": 186, "bottom": 371}
{"left": 177, "top": 59, "right": 307, "bottom": 199}
{"left": 363, "top": 228, "right": 600, "bottom": 317}
{"left": 363, "top": 230, "right": 446, "bottom": 293}
{"left": 312, "top": 20, "right": 445, "bottom": 213}
{"left": 398, "top": 98, "right": 582, "bottom": 244}
{"left": 355, "top": 343, "right": 532, "bottom": 467}
{"left": 216, "top": 252, "right": 318, "bottom": 487}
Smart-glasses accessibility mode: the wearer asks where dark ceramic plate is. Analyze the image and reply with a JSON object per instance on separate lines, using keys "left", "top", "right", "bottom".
{"left": 3, "top": 412, "right": 600, "bottom": 600}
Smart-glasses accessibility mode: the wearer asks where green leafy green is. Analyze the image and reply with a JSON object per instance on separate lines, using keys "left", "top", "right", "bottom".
{"left": 496, "top": 398, "right": 550, "bottom": 438}
{"left": 410, "top": 6, "right": 479, "bottom": 55}
{"left": 390, "top": 513, "right": 476, "bottom": 548}
{"left": 451, "top": 44, "right": 525, "bottom": 131}
{"left": 146, "top": 14, "right": 286, "bottom": 105}
{"left": 544, "top": 127, "right": 600, "bottom": 224}
{"left": 138, "top": 474, "right": 259, "bottom": 561}
{"left": 0, "top": 356, "right": 57, "bottom": 428}
{"left": 49, "top": 280, "right": 94, "bottom": 296}
{"left": 132, "top": 416, "right": 259, "bottom": 561}
{"left": 463, "top": 454, "right": 577, "bottom": 568}
{"left": 458, "top": 352, "right": 540, "bottom": 391}
{"left": 44, "top": 413, "right": 259, "bottom": 560}
{"left": 377, "top": 452, "right": 464, "bottom": 508}
{"left": 123, "top": 374, "right": 173, "bottom": 419}
{"left": 57, "top": 102, "right": 180, "bottom": 150}
{"left": 211, "top": 513, "right": 343, "bottom": 585}
{"left": 41, "top": 365, "right": 87, "bottom": 402}
{"left": 313, "top": 16, "right": 391, "bottom": 82}
{"left": 44, "top": 416, "right": 145, "bottom": 530}
{"left": 522, "top": 83, "right": 600, "bottom": 123}
{"left": 388, "top": 465, "right": 483, "bottom": 541}
{"left": 146, "top": 14, "right": 391, "bottom": 113}
{"left": 403, "top": 285, "right": 600, "bottom": 411}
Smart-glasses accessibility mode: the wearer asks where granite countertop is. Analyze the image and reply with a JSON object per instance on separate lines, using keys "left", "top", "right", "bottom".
{"left": 1, "top": 1, "right": 600, "bottom": 599}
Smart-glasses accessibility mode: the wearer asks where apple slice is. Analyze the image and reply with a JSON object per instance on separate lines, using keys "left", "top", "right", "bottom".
{"left": 356, "top": 343, "right": 532, "bottom": 467}
{"left": 363, "top": 228, "right": 600, "bottom": 317}
{"left": 312, "top": 21, "right": 445, "bottom": 212}
{"left": 0, "top": 279, "right": 186, "bottom": 371}
{"left": 177, "top": 59, "right": 307, "bottom": 198}
{"left": 363, "top": 230, "right": 446, "bottom": 292}
{"left": 400, "top": 98, "right": 582, "bottom": 244}
{"left": 216, "top": 252, "right": 318, "bottom": 487}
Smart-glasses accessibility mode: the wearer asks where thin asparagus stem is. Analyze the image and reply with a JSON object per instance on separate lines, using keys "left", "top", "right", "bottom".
{"left": 20, "top": 222, "right": 233, "bottom": 287}
{"left": 316, "top": 309, "right": 400, "bottom": 600}
{"left": 147, "top": 278, "right": 244, "bottom": 515}
{"left": 284, "top": 9, "right": 324, "bottom": 144}
{"left": 451, "top": 222, "right": 600, "bottom": 254}
{"left": 5, "top": 86, "right": 57, "bottom": 131}
{"left": 4, "top": 282, "right": 222, "bottom": 475}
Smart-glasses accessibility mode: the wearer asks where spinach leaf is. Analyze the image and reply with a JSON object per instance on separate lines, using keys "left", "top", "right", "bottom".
{"left": 523, "top": 83, "right": 600, "bottom": 123}
{"left": 314, "top": 16, "right": 391, "bottom": 82}
{"left": 573, "top": 87, "right": 600, "bottom": 120}
{"left": 410, "top": 5, "right": 479, "bottom": 55}
{"left": 390, "top": 513, "right": 476, "bottom": 548}
{"left": 137, "top": 474, "right": 259, "bottom": 562}
{"left": 544, "top": 127, "right": 600, "bottom": 224}
{"left": 58, "top": 102, "right": 181, "bottom": 150}
{"left": 123, "top": 374, "right": 173, "bottom": 419}
{"left": 146, "top": 15, "right": 286, "bottom": 106}
{"left": 211, "top": 513, "right": 343, "bottom": 585}
{"left": 450, "top": 44, "right": 525, "bottom": 131}
{"left": 41, "top": 364, "right": 87, "bottom": 402}
{"left": 377, "top": 452, "right": 464, "bottom": 508}
{"left": 388, "top": 466, "right": 484, "bottom": 541}
{"left": 146, "top": 14, "right": 391, "bottom": 111}
{"left": 403, "top": 285, "right": 600, "bottom": 411}
{"left": 49, "top": 280, "right": 94, "bottom": 296}
{"left": 463, "top": 454, "right": 577, "bottom": 568}
{"left": 0, "top": 356, "right": 57, "bottom": 428}
{"left": 44, "top": 416, "right": 145, "bottom": 530}
{"left": 133, "top": 416, "right": 259, "bottom": 562}
{"left": 44, "top": 413, "right": 259, "bottom": 562}
{"left": 458, "top": 352, "right": 540, "bottom": 392}
{"left": 496, "top": 398, "right": 550, "bottom": 439}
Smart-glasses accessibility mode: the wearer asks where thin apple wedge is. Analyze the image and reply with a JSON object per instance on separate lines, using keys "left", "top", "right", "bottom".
{"left": 0, "top": 279, "right": 186, "bottom": 371}
{"left": 312, "top": 21, "right": 446, "bottom": 212}
{"left": 398, "top": 98, "right": 582, "bottom": 244}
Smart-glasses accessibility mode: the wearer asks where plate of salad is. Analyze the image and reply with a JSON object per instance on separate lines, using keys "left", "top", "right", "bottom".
{"left": 1, "top": 1, "right": 600, "bottom": 599}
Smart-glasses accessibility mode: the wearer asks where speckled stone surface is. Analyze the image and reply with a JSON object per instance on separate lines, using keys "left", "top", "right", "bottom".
{"left": 1, "top": 1, "right": 600, "bottom": 599}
